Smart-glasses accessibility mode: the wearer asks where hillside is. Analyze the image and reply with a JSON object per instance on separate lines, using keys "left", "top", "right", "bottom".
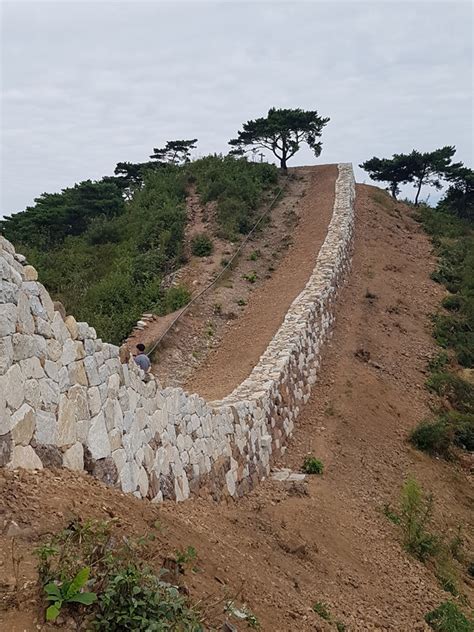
{"left": 1, "top": 182, "right": 472, "bottom": 631}
{"left": 1, "top": 156, "right": 279, "bottom": 345}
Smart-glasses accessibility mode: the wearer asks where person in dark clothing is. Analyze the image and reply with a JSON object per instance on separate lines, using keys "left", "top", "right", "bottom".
{"left": 134, "top": 343, "right": 151, "bottom": 375}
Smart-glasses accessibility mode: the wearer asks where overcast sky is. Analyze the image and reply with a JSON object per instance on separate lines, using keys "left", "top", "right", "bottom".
{"left": 1, "top": 0, "right": 473, "bottom": 216}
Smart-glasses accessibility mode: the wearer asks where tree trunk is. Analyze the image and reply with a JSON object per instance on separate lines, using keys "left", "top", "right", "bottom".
{"left": 280, "top": 157, "right": 288, "bottom": 171}
{"left": 414, "top": 178, "right": 423, "bottom": 206}
{"left": 390, "top": 184, "right": 398, "bottom": 199}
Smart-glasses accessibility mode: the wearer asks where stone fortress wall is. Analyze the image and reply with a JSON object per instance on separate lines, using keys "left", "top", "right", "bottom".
{"left": 0, "top": 164, "right": 355, "bottom": 501}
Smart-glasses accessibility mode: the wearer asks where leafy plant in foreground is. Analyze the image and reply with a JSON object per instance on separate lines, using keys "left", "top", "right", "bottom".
{"left": 92, "top": 565, "right": 202, "bottom": 631}
{"left": 44, "top": 567, "right": 96, "bottom": 621}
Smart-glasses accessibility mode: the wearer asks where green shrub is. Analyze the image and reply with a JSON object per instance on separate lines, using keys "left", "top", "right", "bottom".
{"left": 189, "top": 155, "right": 278, "bottom": 239}
{"left": 420, "top": 205, "right": 473, "bottom": 369}
{"left": 191, "top": 233, "right": 213, "bottom": 257}
{"left": 161, "top": 285, "right": 191, "bottom": 313}
{"left": 399, "top": 477, "right": 439, "bottom": 561}
{"left": 410, "top": 420, "right": 453, "bottom": 457}
{"left": 302, "top": 457, "right": 324, "bottom": 475}
{"left": 35, "top": 518, "right": 202, "bottom": 631}
{"left": 442, "top": 295, "right": 464, "bottom": 311}
{"left": 426, "top": 372, "right": 474, "bottom": 413}
{"left": 92, "top": 565, "right": 202, "bottom": 631}
{"left": 2, "top": 154, "right": 280, "bottom": 345}
{"left": 428, "top": 352, "right": 450, "bottom": 373}
{"left": 450, "top": 412, "right": 474, "bottom": 451}
{"left": 425, "top": 601, "right": 473, "bottom": 631}
{"left": 44, "top": 567, "right": 97, "bottom": 621}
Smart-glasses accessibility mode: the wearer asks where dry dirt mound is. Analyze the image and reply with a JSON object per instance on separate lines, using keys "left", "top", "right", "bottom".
{"left": 1, "top": 184, "right": 473, "bottom": 631}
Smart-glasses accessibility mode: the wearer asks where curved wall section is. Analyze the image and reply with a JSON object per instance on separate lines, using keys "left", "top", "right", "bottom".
{"left": 0, "top": 164, "right": 355, "bottom": 501}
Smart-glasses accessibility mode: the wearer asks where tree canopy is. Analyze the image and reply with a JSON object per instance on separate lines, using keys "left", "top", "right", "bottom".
{"left": 360, "top": 146, "right": 463, "bottom": 205}
{"left": 440, "top": 165, "right": 474, "bottom": 221}
{"left": 229, "top": 107, "right": 330, "bottom": 170}
{"left": 1, "top": 180, "right": 125, "bottom": 249}
{"left": 150, "top": 139, "right": 198, "bottom": 164}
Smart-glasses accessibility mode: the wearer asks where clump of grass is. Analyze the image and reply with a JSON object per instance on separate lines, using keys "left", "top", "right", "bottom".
{"left": 302, "top": 456, "right": 324, "bottom": 475}
{"left": 312, "top": 601, "right": 331, "bottom": 620}
{"left": 248, "top": 250, "right": 261, "bottom": 261}
{"left": 236, "top": 298, "right": 247, "bottom": 307}
{"left": 383, "top": 503, "right": 401, "bottom": 525}
{"left": 243, "top": 271, "right": 258, "bottom": 284}
{"left": 425, "top": 601, "right": 473, "bottom": 631}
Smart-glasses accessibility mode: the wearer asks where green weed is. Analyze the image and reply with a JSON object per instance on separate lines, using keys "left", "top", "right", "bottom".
{"left": 399, "top": 477, "right": 439, "bottom": 561}
{"left": 243, "top": 271, "right": 258, "bottom": 284}
{"left": 44, "top": 567, "right": 96, "bottom": 621}
{"left": 302, "top": 457, "right": 324, "bottom": 475}
{"left": 425, "top": 601, "right": 473, "bottom": 631}
{"left": 312, "top": 601, "right": 331, "bottom": 621}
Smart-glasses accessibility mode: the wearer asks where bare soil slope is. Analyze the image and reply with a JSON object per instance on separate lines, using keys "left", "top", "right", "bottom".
{"left": 1, "top": 184, "right": 473, "bottom": 631}
{"left": 187, "top": 164, "right": 337, "bottom": 400}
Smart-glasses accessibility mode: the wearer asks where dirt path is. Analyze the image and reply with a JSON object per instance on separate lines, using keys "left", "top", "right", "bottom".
{"left": 1, "top": 184, "right": 472, "bottom": 631}
{"left": 186, "top": 164, "right": 337, "bottom": 400}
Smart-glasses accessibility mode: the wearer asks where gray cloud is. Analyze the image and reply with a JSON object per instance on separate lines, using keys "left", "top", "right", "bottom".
{"left": 1, "top": 0, "right": 472, "bottom": 215}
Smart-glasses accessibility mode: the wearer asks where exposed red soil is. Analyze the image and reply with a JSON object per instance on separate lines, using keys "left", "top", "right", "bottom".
{"left": 1, "top": 182, "right": 473, "bottom": 631}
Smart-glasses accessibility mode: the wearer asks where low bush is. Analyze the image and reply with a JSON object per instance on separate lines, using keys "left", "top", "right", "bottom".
{"left": 161, "top": 285, "right": 191, "bottom": 314}
{"left": 420, "top": 205, "right": 474, "bottom": 369}
{"left": 441, "top": 294, "right": 464, "bottom": 311}
{"left": 410, "top": 420, "right": 453, "bottom": 458}
{"left": 35, "top": 518, "right": 203, "bottom": 630}
{"left": 92, "top": 565, "right": 201, "bottom": 631}
{"left": 191, "top": 233, "right": 213, "bottom": 257}
{"left": 425, "top": 601, "right": 473, "bottom": 632}
{"left": 302, "top": 457, "right": 324, "bottom": 475}
{"left": 426, "top": 373, "right": 474, "bottom": 414}
{"left": 427, "top": 352, "right": 450, "bottom": 373}
{"left": 399, "top": 477, "right": 439, "bottom": 562}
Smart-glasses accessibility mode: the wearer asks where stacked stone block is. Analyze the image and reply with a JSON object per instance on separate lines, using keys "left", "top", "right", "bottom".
{"left": 0, "top": 164, "right": 355, "bottom": 501}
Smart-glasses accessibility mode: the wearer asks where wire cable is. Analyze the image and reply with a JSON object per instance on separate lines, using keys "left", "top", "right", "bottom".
{"left": 145, "top": 183, "right": 287, "bottom": 357}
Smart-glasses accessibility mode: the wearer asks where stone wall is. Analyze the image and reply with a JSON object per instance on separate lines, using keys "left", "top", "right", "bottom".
{"left": 0, "top": 164, "right": 355, "bottom": 501}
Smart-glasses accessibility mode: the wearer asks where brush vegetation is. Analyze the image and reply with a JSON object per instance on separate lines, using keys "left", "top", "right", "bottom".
{"left": 1, "top": 153, "right": 278, "bottom": 343}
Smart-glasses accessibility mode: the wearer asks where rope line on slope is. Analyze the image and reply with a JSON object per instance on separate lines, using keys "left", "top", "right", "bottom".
{"left": 145, "top": 183, "right": 288, "bottom": 358}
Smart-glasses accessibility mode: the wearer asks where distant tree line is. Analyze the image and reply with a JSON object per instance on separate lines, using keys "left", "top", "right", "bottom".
{"left": 360, "top": 147, "right": 473, "bottom": 218}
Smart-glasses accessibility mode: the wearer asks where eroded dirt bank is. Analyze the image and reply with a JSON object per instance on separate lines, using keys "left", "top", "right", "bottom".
{"left": 1, "top": 185, "right": 472, "bottom": 631}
